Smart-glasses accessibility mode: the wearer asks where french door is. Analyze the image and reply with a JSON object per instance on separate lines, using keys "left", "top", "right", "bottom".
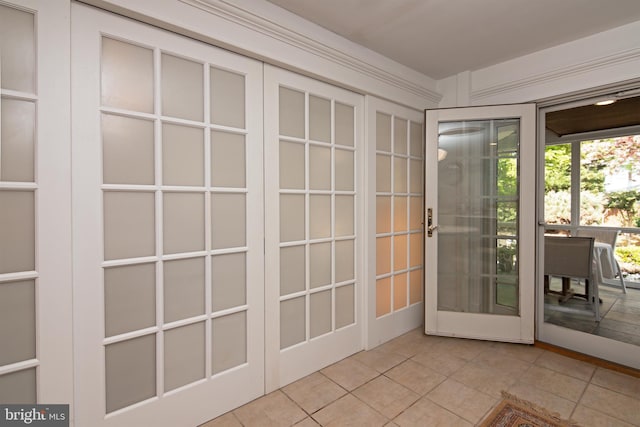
{"left": 424, "top": 104, "right": 536, "bottom": 343}
{"left": 72, "top": 4, "right": 264, "bottom": 425}
{"left": 264, "top": 65, "right": 364, "bottom": 390}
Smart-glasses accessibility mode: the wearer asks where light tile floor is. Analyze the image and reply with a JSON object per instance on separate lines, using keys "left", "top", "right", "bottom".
{"left": 201, "top": 328, "right": 640, "bottom": 426}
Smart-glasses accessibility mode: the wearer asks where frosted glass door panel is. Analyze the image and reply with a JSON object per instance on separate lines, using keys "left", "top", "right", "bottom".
{"left": 72, "top": 6, "right": 264, "bottom": 423}
{"left": 0, "top": 191, "right": 35, "bottom": 274}
{"left": 0, "top": 4, "right": 35, "bottom": 92}
{"left": 0, "top": 368, "right": 36, "bottom": 404}
{"left": 1, "top": 99, "right": 35, "bottom": 182}
{"left": 279, "top": 87, "right": 304, "bottom": 138}
{"left": 101, "top": 38, "right": 153, "bottom": 113}
{"left": 161, "top": 53, "right": 203, "bottom": 121}
{"left": 0, "top": 280, "right": 35, "bottom": 365}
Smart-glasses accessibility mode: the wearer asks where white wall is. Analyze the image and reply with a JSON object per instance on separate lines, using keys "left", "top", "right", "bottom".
{"left": 438, "top": 20, "right": 640, "bottom": 106}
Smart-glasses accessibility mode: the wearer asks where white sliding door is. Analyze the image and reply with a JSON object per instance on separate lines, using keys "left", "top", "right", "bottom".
{"left": 0, "top": 0, "right": 72, "bottom": 407}
{"left": 264, "top": 65, "right": 364, "bottom": 390}
{"left": 72, "top": 4, "right": 264, "bottom": 425}
{"left": 366, "top": 97, "right": 425, "bottom": 348}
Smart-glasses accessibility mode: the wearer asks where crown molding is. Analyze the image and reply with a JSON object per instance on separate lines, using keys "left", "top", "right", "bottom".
{"left": 180, "top": 0, "right": 442, "bottom": 104}
{"left": 471, "top": 47, "right": 640, "bottom": 102}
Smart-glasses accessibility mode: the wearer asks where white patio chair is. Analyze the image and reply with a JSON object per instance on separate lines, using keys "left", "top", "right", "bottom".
{"left": 574, "top": 228, "right": 627, "bottom": 293}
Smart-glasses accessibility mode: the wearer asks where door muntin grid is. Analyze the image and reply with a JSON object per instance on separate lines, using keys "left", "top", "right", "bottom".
{"left": 100, "top": 36, "right": 251, "bottom": 413}
{"left": 278, "top": 87, "right": 357, "bottom": 350}
{"left": 375, "top": 112, "right": 424, "bottom": 318}
{"left": 0, "top": 3, "right": 38, "bottom": 404}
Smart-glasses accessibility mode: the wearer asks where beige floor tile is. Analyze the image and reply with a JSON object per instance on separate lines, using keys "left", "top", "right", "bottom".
{"left": 295, "top": 417, "right": 320, "bottom": 426}
{"left": 411, "top": 349, "right": 468, "bottom": 377}
{"left": 450, "top": 362, "right": 519, "bottom": 398}
{"left": 393, "top": 396, "right": 472, "bottom": 427}
{"left": 519, "top": 365, "right": 588, "bottom": 402}
{"left": 572, "top": 405, "right": 636, "bottom": 427}
{"left": 472, "top": 350, "right": 534, "bottom": 379}
{"left": 489, "top": 342, "right": 545, "bottom": 363}
{"left": 384, "top": 359, "right": 446, "bottom": 395}
{"left": 436, "top": 336, "right": 494, "bottom": 361}
{"left": 282, "top": 372, "right": 347, "bottom": 414}
{"left": 351, "top": 347, "right": 407, "bottom": 373}
{"left": 320, "top": 357, "right": 379, "bottom": 392}
{"left": 199, "top": 412, "right": 242, "bottom": 427}
{"left": 580, "top": 384, "right": 640, "bottom": 425}
{"left": 352, "top": 375, "right": 420, "bottom": 419}
{"left": 375, "top": 331, "right": 432, "bottom": 358}
{"left": 534, "top": 350, "right": 596, "bottom": 381}
{"left": 507, "top": 382, "right": 576, "bottom": 419}
{"left": 233, "top": 390, "right": 307, "bottom": 427}
{"left": 426, "top": 379, "right": 497, "bottom": 424}
{"left": 312, "top": 394, "right": 388, "bottom": 426}
{"left": 591, "top": 367, "right": 640, "bottom": 399}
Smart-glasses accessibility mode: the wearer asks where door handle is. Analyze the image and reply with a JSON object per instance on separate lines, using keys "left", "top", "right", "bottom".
{"left": 427, "top": 208, "right": 437, "bottom": 237}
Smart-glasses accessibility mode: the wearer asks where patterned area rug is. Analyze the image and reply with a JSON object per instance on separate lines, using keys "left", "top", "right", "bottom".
{"left": 479, "top": 392, "right": 580, "bottom": 427}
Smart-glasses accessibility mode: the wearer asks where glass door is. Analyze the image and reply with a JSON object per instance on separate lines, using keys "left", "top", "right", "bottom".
{"left": 424, "top": 105, "right": 536, "bottom": 343}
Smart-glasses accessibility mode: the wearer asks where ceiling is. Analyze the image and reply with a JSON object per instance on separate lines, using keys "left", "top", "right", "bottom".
{"left": 266, "top": 0, "right": 640, "bottom": 80}
{"left": 546, "top": 96, "right": 640, "bottom": 136}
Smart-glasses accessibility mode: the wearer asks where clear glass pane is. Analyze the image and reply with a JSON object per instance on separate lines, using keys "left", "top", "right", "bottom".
{"left": 212, "top": 252, "right": 246, "bottom": 311}
{"left": 280, "top": 194, "right": 305, "bottom": 242}
{"left": 335, "top": 195, "right": 354, "bottom": 237}
{"left": 335, "top": 239, "right": 354, "bottom": 283}
{"left": 310, "top": 242, "right": 331, "bottom": 288}
{"left": 376, "top": 155, "right": 391, "bottom": 192}
{"left": 103, "top": 114, "right": 154, "bottom": 185}
{"left": 376, "top": 236, "right": 391, "bottom": 275}
{"left": 164, "top": 257, "right": 205, "bottom": 323}
{"left": 376, "top": 277, "right": 391, "bottom": 317}
{"left": 310, "top": 290, "right": 331, "bottom": 338}
{"left": 335, "top": 284, "right": 354, "bottom": 328}
{"left": 280, "top": 245, "right": 305, "bottom": 296}
{"left": 394, "top": 196, "right": 407, "bottom": 232}
{"left": 409, "top": 197, "right": 423, "bottom": 230}
{"left": 162, "top": 123, "right": 204, "bottom": 186}
{"left": 280, "top": 297, "right": 305, "bottom": 349}
{"left": 104, "top": 263, "right": 155, "bottom": 337}
{"left": 393, "top": 235, "right": 407, "bottom": 271}
{"left": 279, "top": 141, "right": 305, "bottom": 190}
{"left": 410, "top": 232, "right": 423, "bottom": 268}
{"left": 0, "top": 368, "right": 36, "bottom": 404}
{"left": 409, "top": 269, "right": 422, "bottom": 304}
{"left": 394, "top": 157, "right": 407, "bottom": 193}
{"left": 101, "top": 37, "right": 153, "bottom": 113}
{"left": 211, "top": 131, "right": 246, "bottom": 188}
{"left": 211, "top": 193, "right": 245, "bottom": 249}
{"left": 0, "top": 5, "right": 34, "bottom": 92}
{"left": 163, "top": 192, "right": 205, "bottom": 254}
{"left": 279, "top": 87, "right": 305, "bottom": 138}
{"left": 105, "top": 334, "right": 156, "bottom": 413}
{"left": 0, "top": 280, "right": 35, "bottom": 365}
{"left": 410, "top": 122, "right": 423, "bottom": 157}
{"left": 335, "top": 102, "right": 354, "bottom": 147}
{"left": 394, "top": 117, "right": 407, "bottom": 154}
{"left": 161, "top": 53, "right": 203, "bottom": 121}
{"left": 309, "top": 195, "right": 331, "bottom": 239}
{"left": 212, "top": 311, "right": 246, "bottom": 374}
{"left": 335, "top": 149, "right": 354, "bottom": 191}
{"left": 103, "top": 191, "right": 155, "bottom": 260}
{"left": 437, "top": 119, "right": 520, "bottom": 315}
{"left": 376, "top": 112, "right": 391, "bottom": 152}
{"left": 309, "top": 95, "right": 331, "bottom": 142}
{"left": 0, "top": 190, "right": 34, "bottom": 274}
{"left": 210, "top": 67, "right": 245, "bottom": 128}
{"left": 1, "top": 98, "right": 34, "bottom": 182}
{"left": 394, "top": 272, "right": 408, "bottom": 310}
{"left": 164, "top": 322, "right": 205, "bottom": 391}
{"left": 309, "top": 145, "right": 331, "bottom": 190}
{"left": 410, "top": 159, "right": 423, "bottom": 194}
{"left": 544, "top": 144, "right": 571, "bottom": 224}
{"left": 376, "top": 196, "right": 391, "bottom": 234}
